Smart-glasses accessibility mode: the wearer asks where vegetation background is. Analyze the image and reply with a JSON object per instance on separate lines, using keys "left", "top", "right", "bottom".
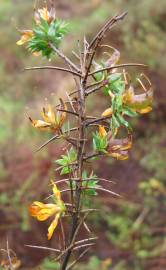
{"left": 0, "top": 0, "right": 165, "bottom": 269}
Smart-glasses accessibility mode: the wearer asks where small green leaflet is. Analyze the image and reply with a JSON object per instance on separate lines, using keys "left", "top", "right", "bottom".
{"left": 56, "top": 148, "right": 77, "bottom": 175}
{"left": 93, "top": 132, "right": 108, "bottom": 153}
{"left": 103, "top": 73, "right": 125, "bottom": 96}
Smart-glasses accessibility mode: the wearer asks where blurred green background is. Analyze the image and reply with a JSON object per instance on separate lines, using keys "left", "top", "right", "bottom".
{"left": 0, "top": 0, "right": 166, "bottom": 269}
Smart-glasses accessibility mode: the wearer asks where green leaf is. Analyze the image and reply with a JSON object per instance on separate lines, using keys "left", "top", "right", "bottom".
{"left": 55, "top": 148, "right": 76, "bottom": 175}
{"left": 116, "top": 113, "right": 132, "bottom": 131}
{"left": 108, "top": 73, "right": 125, "bottom": 94}
{"left": 123, "top": 106, "right": 138, "bottom": 117}
{"left": 60, "top": 166, "right": 70, "bottom": 175}
{"left": 111, "top": 114, "right": 120, "bottom": 136}
{"left": 56, "top": 159, "right": 66, "bottom": 166}
{"left": 82, "top": 171, "right": 99, "bottom": 196}
{"left": 92, "top": 132, "right": 108, "bottom": 153}
{"left": 94, "top": 62, "right": 105, "bottom": 81}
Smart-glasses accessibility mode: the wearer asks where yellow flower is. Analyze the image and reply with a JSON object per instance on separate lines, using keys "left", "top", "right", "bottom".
{"left": 29, "top": 182, "right": 65, "bottom": 240}
{"left": 34, "top": 6, "right": 56, "bottom": 25}
{"left": 29, "top": 99, "right": 67, "bottom": 133}
{"left": 99, "top": 125, "right": 107, "bottom": 137}
{"left": 16, "top": 30, "right": 34, "bottom": 46}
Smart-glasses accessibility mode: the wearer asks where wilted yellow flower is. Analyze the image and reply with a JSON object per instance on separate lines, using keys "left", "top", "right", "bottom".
{"left": 123, "top": 77, "right": 153, "bottom": 114}
{"left": 34, "top": 6, "right": 56, "bottom": 24}
{"left": 109, "top": 151, "right": 129, "bottom": 160}
{"left": 101, "top": 258, "right": 112, "bottom": 269}
{"left": 16, "top": 30, "right": 34, "bottom": 46}
{"left": 105, "top": 48, "right": 120, "bottom": 68}
{"left": 1, "top": 253, "right": 21, "bottom": 270}
{"left": 99, "top": 125, "right": 107, "bottom": 137}
{"left": 107, "top": 130, "right": 132, "bottom": 160}
{"left": 29, "top": 99, "right": 67, "bottom": 133}
{"left": 29, "top": 182, "right": 65, "bottom": 240}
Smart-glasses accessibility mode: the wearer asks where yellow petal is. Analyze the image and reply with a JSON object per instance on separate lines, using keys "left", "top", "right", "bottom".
{"left": 29, "top": 202, "right": 49, "bottom": 221}
{"left": 109, "top": 152, "right": 129, "bottom": 160}
{"left": 111, "top": 145, "right": 122, "bottom": 151}
{"left": 38, "top": 7, "right": 49, "bottom": 22}
{"left": 29, "top": 201, "right": 58, "bottom": 221}
{"left": 29, "top": 117, "right": 51, "bottom": 130}
{"left": 16, "top": 31, "right": 34, "bottom": 46}
{"left": 99, "top": 126, "right": 107, "bottom": 137}
{"left": 123, "top": 86, "right": 134, "bottom": 104}
{"left": 102, "top": 108, "right": 113, "bottom": 117}
{"left": 16, "top": 35, "right": 29, "bottom": 45}
{"left": 58, "top": 99, "right": 67, "bottom": 126}
{"left": 47, "top": 213, "right": 60, "bottom": 240}
{"left": 138, "top": 106, "right": 152, "bottom": 114}
{"left": 33, "top": 51, "right": 40, "bottom": 57}
{"left": 47, "top": 105, "right": 56, "bottom": 123}
{"left": 41, "top": 105, "right": 55, "bottom": 124}
{"left": 120, "top": 141, "right": 132, "bottom": 151}
{"left": 51, "top": 181, "right": 61, "bottom": 201}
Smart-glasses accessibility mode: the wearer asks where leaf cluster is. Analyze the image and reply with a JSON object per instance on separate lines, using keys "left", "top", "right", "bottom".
{"left": 93, "top": 131, "right": 108, "bottom": 153}
{"left": 103, "top": 73, "right": 137, "bottom": 135}
{"left": 27, "top": 19, "right": 68, "bottom": 58}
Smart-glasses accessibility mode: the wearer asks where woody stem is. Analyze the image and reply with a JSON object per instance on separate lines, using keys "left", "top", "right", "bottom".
{"left": 60, "top": 59, "right": 86, "bottom": 270}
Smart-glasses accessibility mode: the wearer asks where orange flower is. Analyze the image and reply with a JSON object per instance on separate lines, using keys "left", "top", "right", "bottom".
{"left": 16, "top": 30, "right": 34, "bottom": 46}
{"left": 99, "top": 126, "right": 107, "bottom": 138}
{"left": 29, "top": 99, "right": 67, "bottom": 132}
{"left": 29, "top": 182, "right": 65, "bottom": 240}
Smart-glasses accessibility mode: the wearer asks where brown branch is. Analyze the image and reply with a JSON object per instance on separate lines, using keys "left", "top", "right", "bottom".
{"left": 36, "top": 127, "right": 78, "bottom": 152}
{"left": 49, "top": 43, "right": 80, "bottom": 73}
{"left": 95, "top": 186, "right": 120, "bottom": 197}
{"left": 57, "top": 109, "right": 79, "bottom": 117}
{"left": 85, "top": 80, "right": 108, "bottom": 96}
{"left": 61, "top": 40, "right": 87, "bottom": 269}
{"left": 84, "top": 12, "right": 128, "bottom": 82}
{"left": 85, "top": 116, "right": 111, "bottom": 126}
{"left": 36, "top": 134, "right": 60, "bottom": 152}
{"left": 56, "top": 213, "right": 89, "bottom": 263}
{"left": 60, "top": 186, "right": 120, "bottom": 197}
{"left": 52, "top": 177, "right": 114, "bottom": 188}
{"left": 25, "top": 245, "right": 61, "bottom": 253}
{"left": 24, "top": 66, "right": 81, "bottom": 77}
{"left": 7, "top": 238, "right": 14, "bottom": 270}
{"left": 83, "top": 153, "right": 101, "bottom": 161}
{"left": 73, "top": 243, "right": 95, "bottom": 251}
{"left": 75, "top": 238, "right": 98, "bottom": 246}
{"left": 89, "top": 63, "right": 147, "bottom": 76}
{"left": 89, "top": 12, "right": 128, "bottom": 49}
{"left": 66, "top": 247, "right": 92, "bottom": 270}
{"left": 86, "top": 77, "right": 105, "bottom": 89}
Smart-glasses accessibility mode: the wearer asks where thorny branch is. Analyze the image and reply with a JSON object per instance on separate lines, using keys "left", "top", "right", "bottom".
{"left": 59, "top": 13, "right": 127, "bottom": 270}
{"left": 19, "top": 5, "right": 153, "bottom": 269}
{"left": 25, "top": 66, "right": 81, "bottom": 77}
